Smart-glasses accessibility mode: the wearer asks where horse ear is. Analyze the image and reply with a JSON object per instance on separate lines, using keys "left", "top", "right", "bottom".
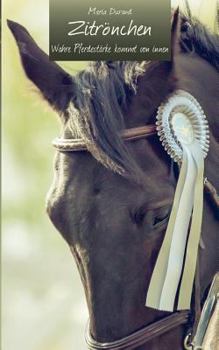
{"left": 171, "top": 7, "right": 181, "bottom": 59}
{"left": 7, "top": 20, "right": 75, "bottom": 113}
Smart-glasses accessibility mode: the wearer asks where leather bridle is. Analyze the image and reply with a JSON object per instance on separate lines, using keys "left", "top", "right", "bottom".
{"left": 85, "top": 312, "right": 189, "bottom": 350}
{"left": 53, "top": 124, "right": 219, "bottom": 350}
{"left": 53, "top": 125, "right": 157, "bottom": 151}
{"left": 53, "top": 124, "right": 219, "bottom": 209}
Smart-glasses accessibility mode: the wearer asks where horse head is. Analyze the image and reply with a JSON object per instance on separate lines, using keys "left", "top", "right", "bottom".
{"left": 8, "top": 10, "right": 219, "bottom": 349}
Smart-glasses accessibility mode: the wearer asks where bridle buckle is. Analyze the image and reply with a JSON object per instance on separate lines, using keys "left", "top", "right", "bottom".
{"left": 184, "top": 334, "right": 203, "bottom": 350}
{"left": 184, "top": 333, "right": 193, "bottom": 350}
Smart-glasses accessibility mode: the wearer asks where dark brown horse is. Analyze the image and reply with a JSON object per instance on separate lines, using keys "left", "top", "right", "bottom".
{"left": 8, "top": 9, "right": 219, "bottom": 350}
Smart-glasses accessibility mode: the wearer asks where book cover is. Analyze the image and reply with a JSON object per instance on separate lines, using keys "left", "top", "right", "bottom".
{"left": 2, "top": 1, "right": 219, "bottom": 349}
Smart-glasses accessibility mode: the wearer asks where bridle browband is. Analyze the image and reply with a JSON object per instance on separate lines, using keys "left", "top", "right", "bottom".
{"left": 53, "top": 124, "right": 219, "bottom": 349}
{"left": 53, "top": 124, "right": 218, "bottom": 210}
{"left": 53, "top": 124, "right": 157, "bottom": 152}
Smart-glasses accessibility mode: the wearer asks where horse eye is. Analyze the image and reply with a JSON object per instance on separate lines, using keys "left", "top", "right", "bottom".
{"left": 131, "top": 205, "right": 171, "bottom": 228}
{"left": 152, "top": 206, "right": 171, "bottom": 228}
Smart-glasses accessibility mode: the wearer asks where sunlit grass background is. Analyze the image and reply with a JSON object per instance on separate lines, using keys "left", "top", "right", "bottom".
{"left": 2, "top": 1, "right": 218, "bottom": 350}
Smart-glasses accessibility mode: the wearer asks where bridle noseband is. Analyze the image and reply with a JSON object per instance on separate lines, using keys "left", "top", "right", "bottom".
{"left": 85, "top": 312, "right": 189, "bottom": 350}
{"left": 53, "top": 124, "right": 219, "bottom": 350}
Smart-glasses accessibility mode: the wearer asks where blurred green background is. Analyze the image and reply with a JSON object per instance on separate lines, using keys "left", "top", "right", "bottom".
{"left": 2, "top": 1, "right": 218, "bottom": 350}
{"left": 2, "top": 1, "right": 89, "bottom": 350}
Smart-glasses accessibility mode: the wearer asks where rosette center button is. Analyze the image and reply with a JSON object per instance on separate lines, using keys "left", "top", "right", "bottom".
{"left": 171, "top": 112, "right": 194, "bottom": 145}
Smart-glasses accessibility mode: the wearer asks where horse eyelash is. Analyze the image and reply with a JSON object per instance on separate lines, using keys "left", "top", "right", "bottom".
{"left": 130, "top": 206, "right": 171, "bottom": 227}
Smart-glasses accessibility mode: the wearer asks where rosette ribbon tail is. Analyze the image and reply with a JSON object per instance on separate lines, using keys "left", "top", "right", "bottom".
{"left": 146, "top": 146, "right": 191, "bottom": 310}
{"left": 177, "top": 141, "right": 204, "bottom": 309}
{"left": 146, "top": 142, "right": 205, "bottom": 312}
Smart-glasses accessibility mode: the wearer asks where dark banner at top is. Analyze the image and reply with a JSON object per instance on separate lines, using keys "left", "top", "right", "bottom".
{"left": 49, "top": 0, "right": 171, "bottom": 61}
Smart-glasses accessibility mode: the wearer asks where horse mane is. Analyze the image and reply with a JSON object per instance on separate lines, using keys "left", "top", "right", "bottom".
{"left": 180, "top": 13, "right": 219, "bottom": 71}
{"left": 67, "top": 12, "right": 219, "bottom": 176}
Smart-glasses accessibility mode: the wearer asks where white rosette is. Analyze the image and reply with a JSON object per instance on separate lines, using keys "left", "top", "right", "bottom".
{"left": 146, "top": 90, "right": 210, "bottom": 312}
{"left": 156, "top": 90, "right": 209, "bottom": 162}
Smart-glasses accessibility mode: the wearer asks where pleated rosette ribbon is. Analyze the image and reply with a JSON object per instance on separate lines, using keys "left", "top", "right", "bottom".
{"left": 146, "top": 90, "right": 209, "bottom": 312}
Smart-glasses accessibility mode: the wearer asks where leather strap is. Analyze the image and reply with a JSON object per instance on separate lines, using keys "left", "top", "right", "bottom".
{"left": 52, "top": 125, "right": 157, "bottom": 152}
{"left": 53, "top": 127, "right": 219, "bottom": 214}
{"left": 53, "top": 122, "right": 218, "bottom": 210}
{"left": 85, "top": 312, "right": 189, "bottom": 350}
